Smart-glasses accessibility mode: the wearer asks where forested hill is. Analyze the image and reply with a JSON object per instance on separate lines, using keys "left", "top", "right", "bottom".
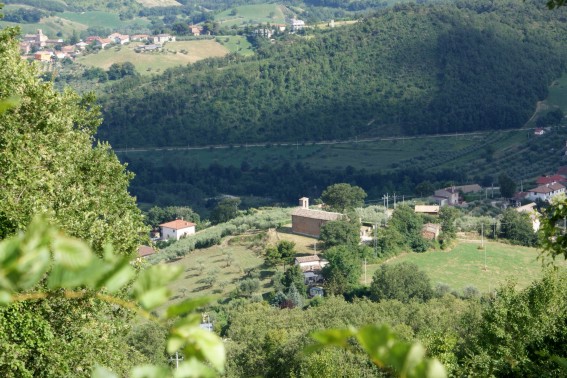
{"left": 98, "top": 0, "right": 567, "bottom": 148}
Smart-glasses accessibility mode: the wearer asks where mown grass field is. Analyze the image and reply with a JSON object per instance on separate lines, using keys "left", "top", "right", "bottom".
{"left": 77, "top": 40, "right": 229, "bottom": 74}
{"left": 365, "top": 241, "right": 553, "bottom": 293}
{"left": 215, "top": 4, "right": 285, "bottom": 27}
{"left": 0, "top": 16, "right": 87, "bottom": 37}
{"left": 215, "top": 35, "right": 254, "bottom": 56}
{"left": 59, "top": 11, "right": 150, "bottom": 29}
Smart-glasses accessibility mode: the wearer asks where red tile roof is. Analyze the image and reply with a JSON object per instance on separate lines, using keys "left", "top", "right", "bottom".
{"left": 536, "top": 175, "right": 567, "bottom": 185}
{"left": 159, "top": 219, "right": 196, "bottom": 230}
{"left": 137, "top": 245, "right": 155, "bottom": 258}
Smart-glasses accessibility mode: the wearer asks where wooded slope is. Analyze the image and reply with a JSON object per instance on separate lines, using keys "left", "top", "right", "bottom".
{"left": 98, "top": 0, "right": 567, "bottom": 148}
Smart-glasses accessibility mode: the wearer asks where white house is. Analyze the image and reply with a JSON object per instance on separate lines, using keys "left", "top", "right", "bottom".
{"left": 526, "top": 182, "right": 565, "bottom": 202}
{"left": 295, "top": 255, "right": 329, "bottom": 284}
{"left": 159, "top": 219, "right": 196, "bottom": 241}
{"left": 108, "top": 33, "right": 130, "bottom": 44}
{"left": 152, "top": 34, "right": 176, "bottom": 44}
{"left": 290, "top": 19, "right": 305, "bottom": 32}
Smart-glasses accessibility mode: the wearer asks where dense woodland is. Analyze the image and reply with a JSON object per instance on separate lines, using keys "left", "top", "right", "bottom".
{"left": 98, "top": 0, "right": 567, "bottom": 148}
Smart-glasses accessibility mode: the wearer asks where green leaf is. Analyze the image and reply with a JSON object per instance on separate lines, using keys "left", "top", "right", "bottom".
{"left": 183, "top": 328, "right": 225, "bottom": 373}
{"left": 0, "top": 291, "right": 12, "bottom": 305}
{"left": 425, "top": 360, "right": 448, "bottom": 378}
{"left": 91, "top": 365, "right": 118, "bottom": 378}
{"left": 308, "top": 327, "right": 356, "bottom": 350}
{"left": 130, "top": 364, "right": 170, "bottom": 378}
{"left": 174, "top": 358, "right": 217, "bottom": 378}
{"left": 94, "top": 258, "right": 135, "bottom": 293}
{"left": 52, "top": 235, "right": 93, "bottom": 269}
{"left": 132, "top": 264, "right": 182, "bottom": 310}
{"left": 166, "top": 297, "right": 212, "bottom": 319}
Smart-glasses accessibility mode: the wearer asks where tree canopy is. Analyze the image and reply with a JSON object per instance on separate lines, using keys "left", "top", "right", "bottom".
{"left": 321, "top": 183, "right": 367, "bottom": 213}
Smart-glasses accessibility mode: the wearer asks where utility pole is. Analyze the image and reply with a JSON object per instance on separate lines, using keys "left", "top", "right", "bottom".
{"left": 169, "top": 351, "right": 184, "bottom": 370}
{"left": 374, "top": 222, "right": 378, "bottom": 258}
{"left": 393, "top": 193, "right": 397, "bottom": 209}
{"left": 364, "top": 258, "right": 367, "bottom": 285}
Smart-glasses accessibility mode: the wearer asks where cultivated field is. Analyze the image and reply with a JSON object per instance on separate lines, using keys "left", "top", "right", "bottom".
{"left": 60, "top": 11, "right": 150, "bottom": 29}
{"left": 1, "top": 16, "right": 87, "bottom": 37}
{"left": 365, "top": 241, "right": 554, "bottom": 293}
{"left": 77, "top": 40, "right": 229, "bottom": 74}
{"left": 215, "top": 4, "right": 286, "bottom": 27}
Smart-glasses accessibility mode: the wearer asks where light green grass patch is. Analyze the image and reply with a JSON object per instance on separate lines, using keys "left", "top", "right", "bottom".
{"left": 59, "top": 11, "right": 150, "bottom": 29}
{"left": 1, "top": 16, "right": 88, "bottom": 37}
{"left": 545, "top": 73, "right": 567, "bottom": 113}
{"left": 77, "top": 40, "right": 229, "bottom": 74}
{"left": 365, "top": 241, "right": 553, "bottom": 293}
{"left": 215, "top": 4, "right": 285, "bottom": 27}
{"left": 216, "top": 35, "right": 254, "bottom": 56}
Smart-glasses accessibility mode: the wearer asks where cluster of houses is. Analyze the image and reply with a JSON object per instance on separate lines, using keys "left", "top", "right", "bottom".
{"left": 19, "top": 29, "right": 178, "bottom": 62}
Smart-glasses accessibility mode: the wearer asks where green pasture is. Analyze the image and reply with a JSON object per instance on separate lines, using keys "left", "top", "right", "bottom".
{"left": 215, "top": 4, "right": 285, "bottom": 27}
{"left": 77, "top": 40, "right": 229, "bottom": 74}
{"left": 59, "top": 11, "right": 150, "bottom": 29}
{"left": 366, "top": 241, "right": 553, "bottom": 293}
{"left": 215, "top": 35, "right": 254, "bottom": 56}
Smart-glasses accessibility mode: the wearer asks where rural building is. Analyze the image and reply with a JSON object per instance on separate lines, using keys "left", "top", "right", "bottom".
{"left": 291, "top": 197, "right": 342, "bottom": 237}
{"left": 516, "top": 203, "right": 541, "bottom": 232}
{"left": 34, "top": 51, "right": 52, "bottom": 62}
{"left": 189, "top": 26, "right": 202, "bottom": 36}
{"left": 23, "top": 29, "right": 48, "bottom": 47}
{"left": 131, "top": 34, "right": 150, "bottom": 41}
{"left": 108, "top": 33, "right": 130, "bottom": 44}
{"left": 452, "top": 184, "right": 483, "bottom": 193}
{"left": 137, "top": 245, "right": 156, "bottom": 258}
{"left": 152, "top": 34, "right": 176, "bottom": 44}
{"left": 75, "top": 41, "right": 88, "bottom": 50}
{"left": 136, "top": 44, "right": 161, "bottom": 52}
{"left": 433, "top": 188, "right": 459, "bottom": 206}
{"left": 536, "top": 175, "right": 567, "bottom": 185}
{"left": 414, "top": 205, "right": 440, "bottom": 215}
{"left": 534, "top": 128, "right": 545, "bottom": 136}
{"left": 290, "top": 19, "right": 305, "bottom": 32}
{"left": 421, "top": 223, "right": 441, "bottom": 240}
{"left": 159, "top": 219, "right": 196, "bottom": 241}
{"left": 526, "top": 182, "right": 565, "bottom": 202}
{"left": 295, "top": 255, "right": 329, "bottom": 285}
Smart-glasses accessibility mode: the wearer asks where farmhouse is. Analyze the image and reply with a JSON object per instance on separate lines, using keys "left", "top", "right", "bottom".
{"left": 131, "top": 34, "right": 150, "bottom": 41}
{"left": 291, "top": 197, "right": 342, "bottom": 237}
{"left": 526, "top": 182, "right": 565, "bottom": 202}
{"left": 295, "top": 255, "right": 329, "bottom": 285}
{"left": 290, "top": 19, "right": 305, "bottom": 32}
{"left": 536, "top": 175, "right": 567, "bottom": 185}
{"left": 108, "top": 33, "right": 130, "bottom": 44}
{"left": 159, "top": 219, "right": 196, "bottom": 241}
{"left": 534, "top": 128, "right": 545, "bottom": 136}
{"left": 452, "top": 184, "right": 482, "bottom": 193}
{"left": 137, "top": 245, "right": 156, "bottom": 259}
{"left": 516, "top": 203, "right": 541, "bottom": 232}
{"left": 433, "top": 188, "right": 459, "bottom": 206}
{"left": 414, "top": 205, "right": 440, "bottom": 215}
{"left": 152, "top": 34, "right": 176, "bottom": 44}
{"left": 34, "top": 51, "right": 52, "bottom": 62}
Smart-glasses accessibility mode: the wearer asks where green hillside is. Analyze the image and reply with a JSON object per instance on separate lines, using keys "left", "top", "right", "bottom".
{"left": 98, "top": 0, "right": 567, "bottom": 149}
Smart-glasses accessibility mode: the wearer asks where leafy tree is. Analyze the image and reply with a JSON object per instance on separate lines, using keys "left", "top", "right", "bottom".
{"left": 286, "top": 285, "right": 304, "bottom": 309}
{"left": 322, "top": 245, "right": 362, "bottom": 295}
{"left": 415, "top": 181, "right": 435, "bottom": 197}
{"left": 210, "top": 197, "right": 241, "bottom": 224}
{"left": 321, "top": 183, "right": 367, "bottom": 212}
{"left": 439, "top": 206, "right": 460, "bottom": 240}
{"left": 282, "top": 265, "right": 306, "bottom": 294}
{"left": 319, "top": 219, "right": 360, "bottom": 248}
{"left": 265, "top": 240, "right": 296, "bottom": 267}
{"left": 145, "top": 205, "right": 200, "bottom": 228}
{"left": 370, "top": 262, "right": 433, "bottom": 303}
{"left": 239, "top": 278, "right": 260, "bottom": 297}
{"left": 500, "top": 208, "right": 538, "bottom": 247}
{"left": 389, "top": 204, "right": 428, "bottom": 252}
{"left": 498, "top": 173, "right": 516, "bottom": 199}
{"left": 126, "top": 322, "right": 168, "bottom": 365}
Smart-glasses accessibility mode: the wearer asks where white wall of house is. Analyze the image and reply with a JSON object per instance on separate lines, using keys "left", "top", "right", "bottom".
{"left": 161, "top": 225, "right": 195, "bottom": 240}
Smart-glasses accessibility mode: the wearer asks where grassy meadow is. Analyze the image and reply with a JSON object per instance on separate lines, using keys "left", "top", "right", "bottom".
{"left": 215, "top": 4, "right": 286, "bottom": 27}
{"left": 77, "top": 40, "right": 229, "bottom": 74}
{"left": 215, "top": 35, "right": 254, "bottom": 56}
{"left": 366, "top": 241, "right": 552, "bottom": 293}
{"left": 545, "top": 73, "right": 567, "bottom": 112}
{"left": 136, "top": 0, "right": 182, "bottom": 7}
{"left": 59, "top": 11, "right": 150, "bottom": 29}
